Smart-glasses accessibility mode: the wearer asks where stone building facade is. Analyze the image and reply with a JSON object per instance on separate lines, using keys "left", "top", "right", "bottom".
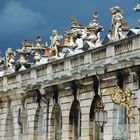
{"left": 0, "top": 34, "right": 140, "bottom": 140}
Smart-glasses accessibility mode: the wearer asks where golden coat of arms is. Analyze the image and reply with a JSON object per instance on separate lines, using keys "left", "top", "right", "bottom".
{"left": 101, "top": 86, "right": 134, "bottom": 120}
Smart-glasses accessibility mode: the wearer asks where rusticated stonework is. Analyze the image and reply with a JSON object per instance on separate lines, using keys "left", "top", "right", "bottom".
{"left": 1, "top": 34, "right": 140, "bottom": 140}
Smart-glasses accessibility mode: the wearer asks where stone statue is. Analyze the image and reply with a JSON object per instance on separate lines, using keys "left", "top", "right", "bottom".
{"left": 6, "top": 48, "right": 16, "bottom": 72}
{"left": 84, "top": 11, "right": 103, "bottom": 47}
{"left": 134, "top": 4, "right": 140, "bottom": 28}
{"left": 110, "top": 7, "right": 124, "bottom": 41}
{"left": 49, "top": 30, "right": 62, "bottom": 59}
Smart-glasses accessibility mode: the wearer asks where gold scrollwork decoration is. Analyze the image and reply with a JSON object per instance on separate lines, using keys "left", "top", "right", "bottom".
{"left": 101, "top": 86, "right": 134, "bottom": 120}
{"left": 95, "top": 98, "right": 105, "bottom": 111}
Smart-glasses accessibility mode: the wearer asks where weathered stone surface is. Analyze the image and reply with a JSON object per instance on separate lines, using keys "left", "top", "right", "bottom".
{"left": 1, "top": 35, "right": 140, "bottom": 140}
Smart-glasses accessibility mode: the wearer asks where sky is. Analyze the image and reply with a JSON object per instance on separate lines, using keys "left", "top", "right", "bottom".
{"left": 0, "top": 0, "right": 139, "bottom": 55}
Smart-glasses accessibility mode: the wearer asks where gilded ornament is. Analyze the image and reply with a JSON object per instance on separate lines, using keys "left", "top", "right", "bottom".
{"left": 102, "top": 86, "right": 134, "bottom": 120}
{"left": 95, "top": 98, "right": 105, "bottom": 111}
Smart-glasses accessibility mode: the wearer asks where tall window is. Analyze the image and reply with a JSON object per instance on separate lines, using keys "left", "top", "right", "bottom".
{"left": 21, "top": 109, "right": 28, "bottom": 139}
{"left": 34, "top": 107, "right": 43, "bottom": 140}
{"left": 70, "top": 100, "right": 81, "bottom": 140}
{"left": 73, "top": 110, "right": 81, "bottom": 139}
{"left": 51, "top": 104, "right": 62, "bottom": 140}
{"left": 112, "top": 104, "right": 128, "bottom": 140}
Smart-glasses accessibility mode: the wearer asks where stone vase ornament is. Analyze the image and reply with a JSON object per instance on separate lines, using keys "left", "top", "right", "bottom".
{"left": 83, "top": 11, "right": 104, "bottom": 48}
{"left": 32, "top": 47, "right": 42, "bottom": 66}
{"left": 16, "top": 48, "right": 30, "bottom": 71}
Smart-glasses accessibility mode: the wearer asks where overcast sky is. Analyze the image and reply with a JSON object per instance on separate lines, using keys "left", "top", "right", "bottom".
{"left": 0, "top": 0, "right": 139, "bottom": 55}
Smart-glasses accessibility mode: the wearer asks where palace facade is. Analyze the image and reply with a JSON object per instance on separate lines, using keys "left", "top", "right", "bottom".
{"left": 0, "top": 5, "right": 140, "bottom": 140}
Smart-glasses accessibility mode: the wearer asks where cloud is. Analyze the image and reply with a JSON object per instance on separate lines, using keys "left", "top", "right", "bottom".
{"left": 0, "top": 1, "right": 47, "bottom": 37}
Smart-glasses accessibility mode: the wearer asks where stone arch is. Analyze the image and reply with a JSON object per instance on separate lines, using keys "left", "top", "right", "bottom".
{"left": 89, "top": 95, "right": 100, "bottom": 140}
{"left": 34, "top": 106, "right": 43, "bottom": 140}
{"left": 5, "top": 111, "right": 14, "bottom": 140}
{"left": 50, "top": 103, "right": 62, "bottom": 140}
{"left": 69, "top": 99, "right": 81, "bottom": 140}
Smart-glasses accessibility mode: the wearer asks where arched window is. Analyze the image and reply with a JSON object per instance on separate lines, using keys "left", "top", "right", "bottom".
{"left": 112, "top": 104, "right": 129, "bottom": 140}
{"left": 51, "top": 103, "right": 62, "bottom": 140}
{"left": 34, "top": 106, "right": 43, "bottom": 140}
{"left": 70, "top": 100, "right": 81, "bottom": 140}
{"left": 22, "top": 110, "right": 28, "bottom": 134}
{"left": 21, "top": 109, "right": 28, "bottom": 139}
{"left": 5, "top": 112, "right": 14, "bottom": 140}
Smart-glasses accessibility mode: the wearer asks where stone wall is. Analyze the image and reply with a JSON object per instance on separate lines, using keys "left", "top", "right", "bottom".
{"left": 0, "top": 35, "right": 140, "bottom": 139}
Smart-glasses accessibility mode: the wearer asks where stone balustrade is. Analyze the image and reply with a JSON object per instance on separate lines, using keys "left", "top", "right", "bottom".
{"left": 115, "top": 40, "right": 132, "bottom": 56}
{"left": 1, "top": 34, "right": 140, "bottom": 93}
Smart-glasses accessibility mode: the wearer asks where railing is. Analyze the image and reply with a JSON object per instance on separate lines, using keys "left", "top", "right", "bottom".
{"left": 0, "top": 35, "right": 140, "bottom": 91}
{"left": 92, "top": 48, "right": 106, "bottom": 62}
{"left": 115, "top": 40, "right": 132, "bottom": 56}
{"left": 7, "top": 75, "right": 17, "bottom": 84}
{"left": 71, "top": 55, "right": 84, "bottom": 68}
{"left": 52, "top": 61, "right": 64, "bottom": 73}
{"left": 36, "top": 66, "right": 47, "bottom": 77}
{"left": 21, "top": 71, "right": 30, "bottom": 81}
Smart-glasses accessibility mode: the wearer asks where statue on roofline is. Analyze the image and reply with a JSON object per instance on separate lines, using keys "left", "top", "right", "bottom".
{"left": 134, "top": 3, "right": 140, "bottom": 28}
{"left": 109, "top": 6, "right": 124, "bottom": 41}
{"left": 6, "top": 48, "right": 16, "bottom": 72}
{"left": 49, "top": 30, "right": 62, "bottom": 59}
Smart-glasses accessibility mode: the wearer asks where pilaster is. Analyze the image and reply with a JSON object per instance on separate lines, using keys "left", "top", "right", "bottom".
{"left": 60, "top": 89, "right": 73, "bottom": 140}
{"left": 100, "top": 72, "right": 118, "bottom": 140}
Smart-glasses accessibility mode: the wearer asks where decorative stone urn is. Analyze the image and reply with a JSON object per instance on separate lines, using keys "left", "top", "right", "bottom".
{"left": 16, "top": 48, "right": 30, "bottom": 71}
